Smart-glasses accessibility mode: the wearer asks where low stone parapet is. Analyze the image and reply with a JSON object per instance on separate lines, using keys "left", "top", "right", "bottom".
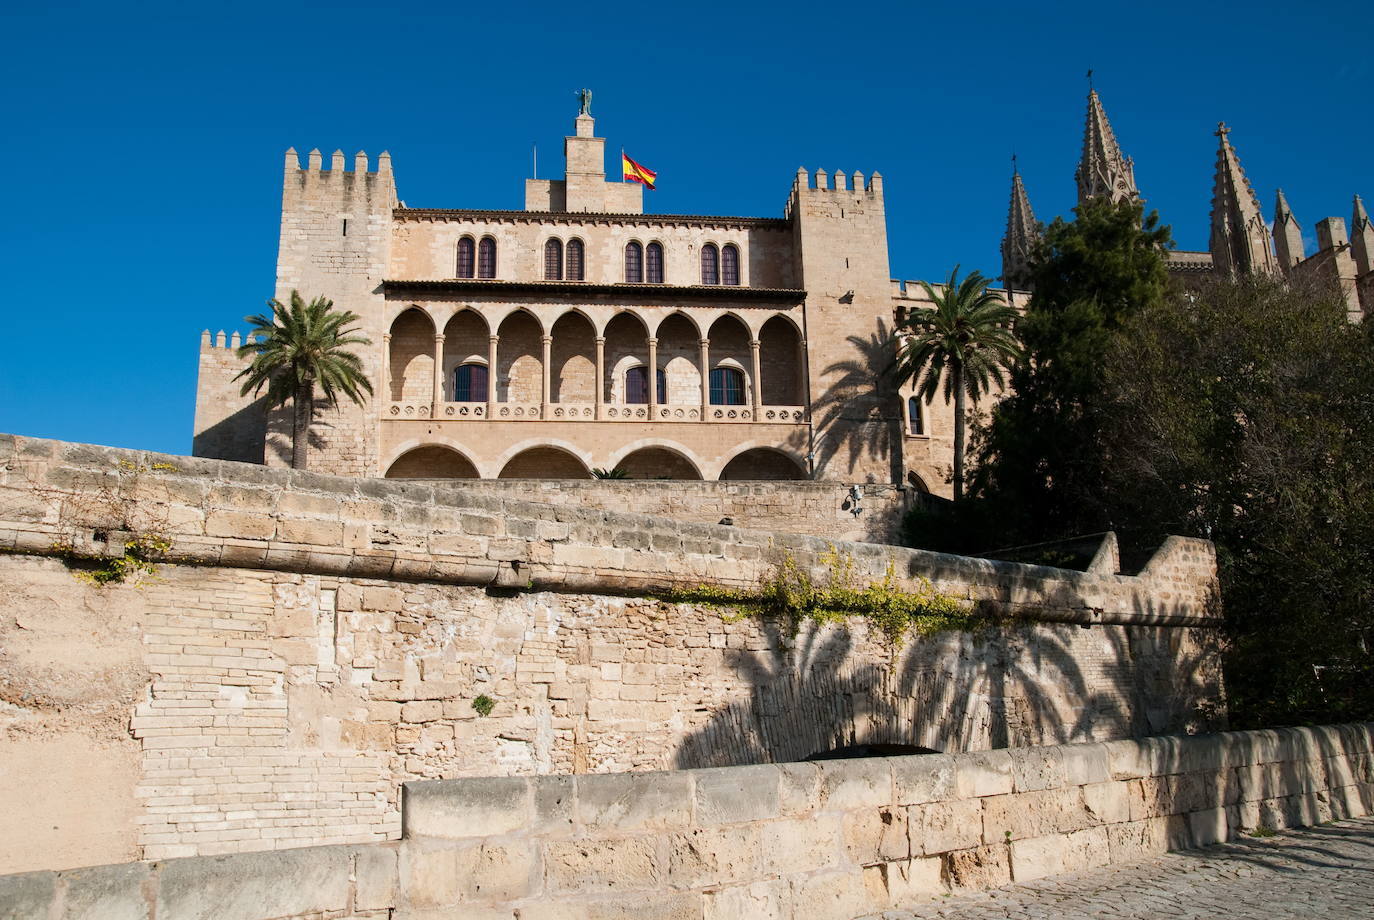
{"left": 4, "top": 724, "right": 1370, "bottom": 919}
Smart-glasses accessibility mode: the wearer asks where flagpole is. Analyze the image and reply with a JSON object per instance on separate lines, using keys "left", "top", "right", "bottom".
{"left": 532, "top": 143, "right": 537, "bottom": 179}
{"left": 620, "top": 147, "right": 625, "bottom": 183}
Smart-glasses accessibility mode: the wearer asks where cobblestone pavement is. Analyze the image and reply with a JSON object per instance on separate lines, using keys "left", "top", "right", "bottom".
{"left": 873, "top": 818, "right": 1374, "bottom": 919}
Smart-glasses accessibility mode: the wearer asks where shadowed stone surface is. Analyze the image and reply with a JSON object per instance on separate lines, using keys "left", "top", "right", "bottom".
{"left": 871, "top": 817, "right": 1374, "bottom": 919}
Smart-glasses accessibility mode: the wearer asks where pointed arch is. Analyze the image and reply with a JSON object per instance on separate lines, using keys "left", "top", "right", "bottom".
{"left": 759, "top": 314, "right": 803, "bottom": 405}
{"left": 388, "top": 308, "right": 436, "bottom": 402}
{"left": 550, "top": 311, "right": 596, "bottom": 403}
{"left": 496, "top": 310, "right": 544, "bottom": 404}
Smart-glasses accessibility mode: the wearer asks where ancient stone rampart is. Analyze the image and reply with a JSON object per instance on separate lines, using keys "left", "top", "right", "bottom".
{"left": 0, "top": 434, "right": 1224, "bottom": 874}
{"left": 3, "top": 724, "right": 1370, "bottom": 920}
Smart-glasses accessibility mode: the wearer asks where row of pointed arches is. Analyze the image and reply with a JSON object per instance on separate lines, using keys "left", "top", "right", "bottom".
{"left": 387, "top": 306, "right": 804, "bottom": 407}
{"left": 384, "top": 443, "right": 807, "bottom": 481}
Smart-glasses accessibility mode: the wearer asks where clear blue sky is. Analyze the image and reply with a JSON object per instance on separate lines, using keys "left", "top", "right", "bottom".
{"left": 2, "top": 0, "right": 1369, "bottom": 455}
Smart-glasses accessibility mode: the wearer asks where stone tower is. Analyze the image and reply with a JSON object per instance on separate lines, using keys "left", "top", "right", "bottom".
{"left": 1208, "top": 124, "right": 1277, "bottom": 278}
{"left": 787, "top": 167, "right": 898, "bottom": 483}
{"left": 1001, "top": 162, "right": 1039, "bottom": 290}
{"left": 1075, "top": 90, "right": 1138, "bottom": 205}
{"left": 1273, "top": 189, "right": 1305, "bottom": 275}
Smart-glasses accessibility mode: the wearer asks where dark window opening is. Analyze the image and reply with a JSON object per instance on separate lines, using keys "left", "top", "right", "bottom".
{"left": 624, "top": 241, "right": 643, "bottom": 283}
{"left": 709, "top": 366, "right": 745, "bottom": 405}
{"left": 566, "top": 238, "right": 584, "bottom": 281}
{"left": 646, "top": 242, "right": 664, "bottom": 283}
{"left": 478, "top": 237, "right": 496, "bottom": 278}
{"left": 625, "top": 366, "right": 667, "bottom": 404}
{"left": 544, "top": 239, "right": 563, "bottom": 280}
{"left": 701, "top": 244, "right": 720, "bottom": 285}
{"left": 722, "top": 244, "right": 740, "bottom": 285}
{"left": 453, "top": 363, "right": 489, "bottom": 402}
{"left": 456, "top": 237, "right": 475, "bottom": 278}
{"left": 907, "top": 396, "right": 924, "bottom": 435}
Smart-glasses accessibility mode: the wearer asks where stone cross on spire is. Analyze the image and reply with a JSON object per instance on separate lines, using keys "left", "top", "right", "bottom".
{"left": 1075, "top": 89, "right": 1138, "bottom": 205}
{"left": 1273, "top": 188, "right": 1305, "bottom": 274}
{"left": 1208, "top": 122, "right": 1277, "bottom": 278}
{"left": 1001, "top": 158, "right": 1039, "bottom": 290}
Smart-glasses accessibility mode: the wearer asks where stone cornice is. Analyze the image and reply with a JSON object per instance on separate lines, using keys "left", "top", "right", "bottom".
{"left": 382, "top": 279, "right": 806, "bottom": 305}
{"left": 393, "top": 208, "right": 790, "bottom": 231}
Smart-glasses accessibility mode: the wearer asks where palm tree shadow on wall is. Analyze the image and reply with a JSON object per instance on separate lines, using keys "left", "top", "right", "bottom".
{"left": 673, "top": 553, "right": 1227, "bottom": 768}
{"left": 793, "top": 320, "right": 905, "bottom": 484}
{"left": 264, "top": 402, "right": 329, "bottom": 467}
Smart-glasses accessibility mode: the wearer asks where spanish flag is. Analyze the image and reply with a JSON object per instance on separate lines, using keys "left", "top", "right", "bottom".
{"left": 622, "top": 152, "right": 657, "bottom": 190}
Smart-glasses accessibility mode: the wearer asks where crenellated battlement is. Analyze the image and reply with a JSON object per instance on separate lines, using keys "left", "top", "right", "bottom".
{"left": 784, "top": 166, "right": 884, "bottom": 218}
{"left": 199, "top": 329, "right": 254, "bottom": 352}
{"left": 283, "top": 146, "right": 392, "bottom": 177}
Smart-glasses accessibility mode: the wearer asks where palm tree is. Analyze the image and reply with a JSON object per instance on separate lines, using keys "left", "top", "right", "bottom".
{"left": 895, "top": 267, "right": 1021, "bottom": 500}
{"left": 235, "top": 291, "right": 373, "bottom": 470}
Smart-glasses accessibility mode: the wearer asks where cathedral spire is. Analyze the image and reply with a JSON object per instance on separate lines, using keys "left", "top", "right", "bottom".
{"left": 1208, "top": 123, "right": 1277, "bottom": 278}
{"left": 1001, "top": 158, "right": 1039, "bottom": 290}
{"left": 1351, "top": 194, "right": 1374, "bottom": 277}
{"left": 1075, "top": 89, "right": 1138, "bottom": 205}
{"left": 1273, "top": 188, "right": 1305, "bottom": 274}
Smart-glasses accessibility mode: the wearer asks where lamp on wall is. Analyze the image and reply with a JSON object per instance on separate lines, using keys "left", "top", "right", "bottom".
{"left": 847, "top": 485, "right": 863, "bottom": 517}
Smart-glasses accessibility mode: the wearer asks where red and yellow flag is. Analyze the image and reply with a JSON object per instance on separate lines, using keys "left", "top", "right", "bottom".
{"left": 622, "top": 152, "right": 657, "bottom": 189}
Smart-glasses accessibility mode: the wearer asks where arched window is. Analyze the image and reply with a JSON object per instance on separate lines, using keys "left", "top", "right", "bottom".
{"left": 701, "top": 244, "right": 720, "bottom": 285}
{"left": 646, "top": 242, "right": 664, "bottom": 283}
{"left": 544, "top": 239, "right": 563, "bottom": 280}
{"left": 456, "top": 237, "right": 475, "bottom": 278}
{"left": 477, "top": 237, "right": 496, "bottom": 279}
{"left": 709, "top": 366, "right": 745, "bottom": 405}
{"left": 624, "top": 241, "right": 643, "bottom": 283}
{"left": 907, "top": 396, "right": 924, "bottom": 436}
{"left": 625, "top": 366, "right": 667, "bottom": 404}
{"left": 566, "top": 239, "right": 585, "bottom": 281}
{"left": 722, "top": 244, "right": 740, "bottom": 285}
{"left": 453, "top": 363, "right": 489, "bottom": 402}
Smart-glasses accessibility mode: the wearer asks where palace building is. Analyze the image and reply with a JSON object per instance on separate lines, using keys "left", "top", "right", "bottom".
{"left": 193, "top": 103, "right": 963, "bottom": 491}
{"left": 193, "top": 92, "right": 1369, "bottom": 493}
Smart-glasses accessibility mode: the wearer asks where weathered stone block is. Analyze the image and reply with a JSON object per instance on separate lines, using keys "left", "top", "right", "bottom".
{"left": 1009, "top": 834, "right": 1066, "bottom": 882}
{"left": 945, "top": 843, "right": 1010, "bottom": 890}
{"left": 759, "top": 815, "right": 841, "bottom": 876}
{"left": 544, "top": 837, "right": 661, "bottom": 894}
{"left": 842, "top": 805, "right": 910, "bottom": 863}
{"left": 156, "top": 845, "right": 351, "bottom": 920}
{"left": 955, "top": 749, "right": 1013, "bottom": 799}
{"left": 911, "top": 798, "right": 982, "bottom": 855}
{"left": 1081, "top": 781, "right": 1130, "bottom": 825}
{"left": 692, "top": 764, "right": 780, "bottom": 825}
{"left": 892, "top": 753, "right": 955, "bottom": 805}
{"left": 531, "top": 775, "right": 576, "bottom": 836}
{"left": 1010, "top": 745, "right": 1065, "bottom": 793}
{"left": 56, "top": 862, "right": 153, "bottom": 920}
{"left": 1188, "top": 806, "right": 1229, "bottom": 847}
{"left": 790, "top": 868, "right": 880, "bottom": 920}
{"left": 702, "top": 880, "right": 789, "bottom": 920}
{"left": 777, "top": 762, "right": 821, "bottom": 816}
{"left": 0, "top": 871, "right": 55, "bottom": 920}
{"left": 666, "top": 825, "right": 760, "bottom": 888}
{"left": 577, "top": 771, "right": 692, "bottom": 832}
{"left": 518, "top": 892, "right": 704, "bottom": 920}
{"left": 403, "top": 777, "right": 531, "bottom": 839}
{"left": 816, "top": 758, "right": 892, "bottom": 811}
{"left": 353, "top": 845, "right": 398, "bottom": 911}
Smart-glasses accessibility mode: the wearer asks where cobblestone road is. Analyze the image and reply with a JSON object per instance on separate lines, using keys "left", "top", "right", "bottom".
{"left": 874, "top": 817, "right": 1374, "bottom": 919}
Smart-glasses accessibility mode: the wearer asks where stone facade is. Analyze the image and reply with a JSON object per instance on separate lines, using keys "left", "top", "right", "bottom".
{"left": 192, "top": 105, "right": 970, "bottom": 497}
{"left": 0, "top": 434, "right": 1223, "bottom": 872}
{"left": 3, "top": 723, "right": 1371, "bottom": 920}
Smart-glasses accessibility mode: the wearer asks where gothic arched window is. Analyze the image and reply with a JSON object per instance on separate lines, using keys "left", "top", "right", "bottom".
{"left": 709, "top": 366, "right": 745, "bottom": 405}
{"left": 722, "top": 243, "right": 740, "bottom": 285}
{"left": 624, "top": 241, "right": 643, "bottom": 283}
{"left": 544, "top": 239, "right": 563, "bottom": 280}
{"left": 646, "top": 242, "right": 664, "bottom": 283}
{"left": 456, "top": 237, "right": 475, "bottom": 278}
{"left": 453, "top": 363, "right": 489, "bottom": 402}
{"left": 477, "top": 237, "right": 496, "bottom": 279}
{"left": 566, "top": 238, "right": 585, "bottom": 281}
{"left": 701, "top": 244, "right": 720, "bottom": 285}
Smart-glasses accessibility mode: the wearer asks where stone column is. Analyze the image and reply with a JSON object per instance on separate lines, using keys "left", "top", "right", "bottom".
{"left": 431, "top": 333, "right": 445, "bottom": 417}
{"left": 594, "top": 336, "right": 605, "bottom": 420}
{"left": 487, "top": 334, "right": 499, "bottom": 418}
{"left": 749, "top": 338, "right": 762, "bottom": 415}
{"left": 699, "top": 337, "right": 710, "bottom": 421}
{"left": 647, "top": 336, "right": 659, "bottom": 419}
{"left": 541, "top": 334, "right": 553, "bottom": 419}
{"left": 381, "top": 333, "right": 391, "bottom": 406}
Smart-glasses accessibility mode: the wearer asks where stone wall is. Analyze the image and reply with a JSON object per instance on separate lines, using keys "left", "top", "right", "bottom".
{"left": 396, "top": 478, "right": 913, "bottom": 544}
{"left": 4, "top": 724, "right": 1370, "bottom": 920}
{"left": 0, "top": 434, "right": 1224, "bottom": 874}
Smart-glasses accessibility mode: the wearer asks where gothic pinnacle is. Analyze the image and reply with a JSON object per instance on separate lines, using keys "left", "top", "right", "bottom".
{"left": 1209, "top": 124, "right": 1276, "bottom": 277}
{"left": 1075, "top": 88, "right": 1138, "bottom": 205}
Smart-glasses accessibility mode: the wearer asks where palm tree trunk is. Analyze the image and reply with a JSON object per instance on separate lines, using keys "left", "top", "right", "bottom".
{"left": 291, "top": 383, "right": 314, "bottom": 471}
{"left": 953, "top": 364, "right": 966, "bottom": 502}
